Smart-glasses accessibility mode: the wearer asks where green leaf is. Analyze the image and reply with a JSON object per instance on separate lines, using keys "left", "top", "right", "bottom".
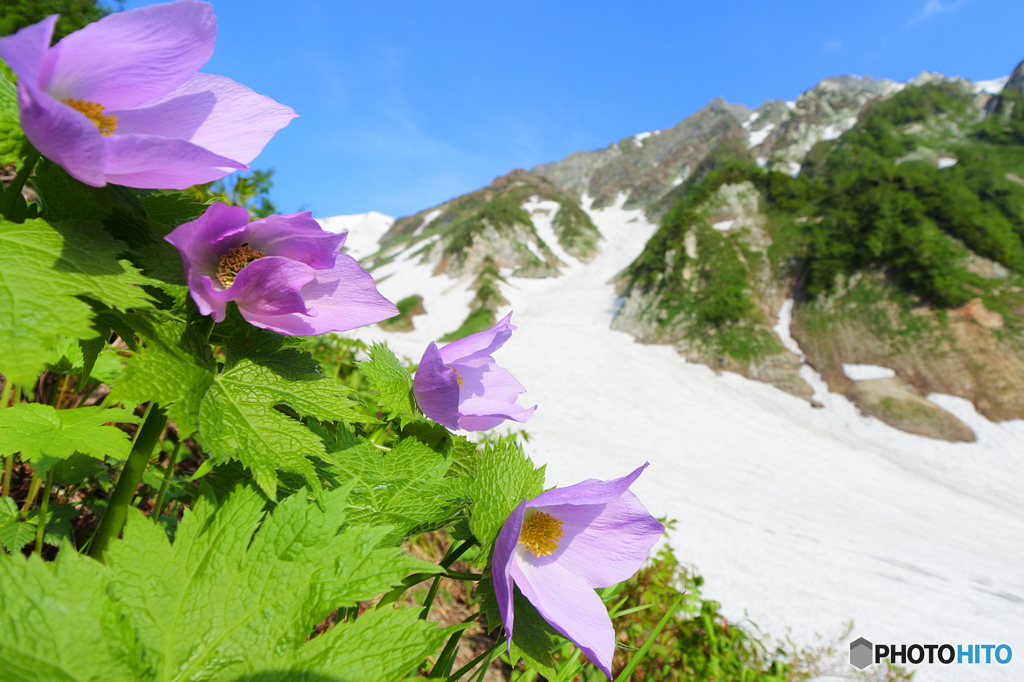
{"left": 467, "top": 439, "right": 546, "bottom": 565}
{"left": 139, "top": 192, "right": 209, "bottom": 232}
{"left": 105, "top": 483, "right": 442, "bottom": 682}
{"left": 0, "top": 545, "right": 147, "bottom": 682}
{"left": 0, "top": 217, "right": 156, "bottom": 388}
{"left": 0, "top": 403, "right": 141, "bottom": 471}
{"left": 320, "top": 434, "right": 469, "bottom": 546}
{"left": 0, "top": 497, "right": 35, "bottom": 553}
{"left": 0, "top": 73, "right": 27, "bottom": 167}
{"left": 359, "top": 342, "right": 417, "bottom": 423}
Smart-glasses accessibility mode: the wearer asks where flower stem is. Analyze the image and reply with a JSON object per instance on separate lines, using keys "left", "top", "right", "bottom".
{"left": 1, "top": 380, "right": 14, "bottom": 497}
{"left": 90, "top": 403, "right": 167, "bottom": 560}
{"left": 20, "top": 473, "right": 40, "bottom": 513}
{"left": 34, "top": 468, "right": 53, "bottom": 557}
{"left": 446, "top": 635, "right": 506, "bottom": 681}
{"left": 0, "top": 148, "right": 40, "bottom": 220}
{"left": 151, "top": 439, "right": 182, "bottom": 523}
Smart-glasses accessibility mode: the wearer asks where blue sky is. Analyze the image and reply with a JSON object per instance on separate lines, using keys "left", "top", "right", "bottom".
{"left": 122, "top": 0, "right": 1024, "bottom": 219}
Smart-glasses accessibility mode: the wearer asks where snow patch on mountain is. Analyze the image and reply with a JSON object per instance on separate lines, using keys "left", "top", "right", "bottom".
{"left": 317, "top": 211, "right": 393, "bottom": 260}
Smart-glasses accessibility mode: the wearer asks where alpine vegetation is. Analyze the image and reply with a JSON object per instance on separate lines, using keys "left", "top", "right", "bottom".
{"left": 0, "top": 3, "right": 674, "bottom": 682}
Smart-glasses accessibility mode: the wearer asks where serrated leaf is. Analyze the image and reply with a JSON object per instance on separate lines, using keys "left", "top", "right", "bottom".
{"left": 0, "top": 403, "right": 141, "bottom": 471}
{"left": 0, "top": 73, "right": 27, "bottom": 167}
{"left": 0, "top": 545, "right": 146, "bottom": 682}
{"left": 0, "top": 217, "right": 156, "bottom": 388}
{"left": 139, "top": 192, "right": 209, "bottom": 232}
{"left": 359, "top": 342, "right": 417, "bottom": 422}
{"left": 0, "top": 497, "right": 36, "bottom": 553}
{"left": 467, "top": 439, "right": 546, "bottom": 565}
{"left": 110, "top": 319, "right": 369, "bottom": 498}
{"left": 321, "top": 434, "right": 469, "bottom": 546}
{"left": 105, "top": 483, "right": 442, "bottom": 682}
{"left": 285, "top": 607, "right": 452, "bottom": 682}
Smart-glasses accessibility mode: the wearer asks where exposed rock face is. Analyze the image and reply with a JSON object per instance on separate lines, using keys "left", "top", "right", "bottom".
{"left": 370, "top": 169, "right": 600, "bottom": 280}
{"left": 611, "top": 181, "right": 813, "bottom": 400}
{"left": 533, "top": 98, "right": 752, "bottom": 215}
{"left": 1005, "top": 59, "right": 1024, "bottom": 93}
{"left": 791, "top": 285, "right": 1024, "bottom": 439}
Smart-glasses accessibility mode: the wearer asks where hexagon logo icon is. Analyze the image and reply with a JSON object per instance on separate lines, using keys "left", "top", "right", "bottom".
{"left": 850, "top": 637, "right": 874, "bottom": 670}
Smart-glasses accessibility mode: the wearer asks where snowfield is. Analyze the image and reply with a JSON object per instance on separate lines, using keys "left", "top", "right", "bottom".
{"left": 332, "top": 197, "right": 1023, "bottom": 680}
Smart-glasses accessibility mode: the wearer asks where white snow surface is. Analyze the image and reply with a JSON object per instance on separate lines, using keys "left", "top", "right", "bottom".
{"left": 339, "top": 195, "right": 1024, "bottom": 680}
{"left": 632, "top": 130, "right": 658, "bottom": 146}
{"left": 747, "top": 122, "right": 775, "bottom": 148}
{"left": 937, "top": 157, "right": 959, "bottom": 169}
{"left": 523, "top": 196, "right": 575, "bottom": 267}
{"left": 316, "top": 211, "right": 393, "bottom": 261}
{"left": 974, "top": 76, "right": 1010, "bottom": 95}
{"left": 711, "top": 219, "right": 735, "bottom": 231}
{"left": 842, "top": 364, "right": 897, "bottom": 381}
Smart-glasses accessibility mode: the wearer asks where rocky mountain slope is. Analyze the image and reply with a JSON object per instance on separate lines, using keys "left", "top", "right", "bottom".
{"left": 359, "top": 59, "right": 1024, "bottom": 440}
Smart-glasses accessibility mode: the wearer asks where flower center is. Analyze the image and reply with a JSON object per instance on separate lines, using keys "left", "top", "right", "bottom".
{"left": 62, "top": 98, "right": 117, "bottom": 136}
{"left": 217, "top": 243, "right": 265, "bottom": 287}
{"left": 519, "top": 510, "right": 564, "bottom": 557}
{"left": 448, "top": 365, "right": 464, "bottom": 388}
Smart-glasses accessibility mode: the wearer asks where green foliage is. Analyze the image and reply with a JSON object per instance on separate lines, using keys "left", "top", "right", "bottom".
{"left": 0, "top": 73, "right": 28, "bottom": 166}
{"left": 0, "top": 404, "right": 140, "bottom": 471}
{"left": 0, "top": 0, "right": 118, "bottom": 42}
{"left": 0, "top": 485, "right": 449, "bottom": 682}
{"left": 185, "top": 169, "right": 278, "bottom": 219}
{"left": 466, "top": 438, "right": 545, "bottom": 566}
{"left": 357, "top": 343, "right": 417, "bottom": 422}
{"left": 587, "top": 544, "right": 791, "bottom": 682}
{"left": 318, "top": 430, "right": 470, "bottom": 546}
{"left": 0, "top": 217, "right": 155, "bottom": 388}
{"left": 378, "top": 293, "right": 425, "bottom": 332}
{"left": 109, "top": 319, "right": 368, "bottom": 499}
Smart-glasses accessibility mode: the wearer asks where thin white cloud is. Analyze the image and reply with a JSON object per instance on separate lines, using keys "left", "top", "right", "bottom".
{"left": 912, "top": 0, "right": 967, "bottom": 23}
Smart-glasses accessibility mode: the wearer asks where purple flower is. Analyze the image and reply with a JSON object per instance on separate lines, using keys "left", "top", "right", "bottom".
{"left": 165, "top": 202, "right": 398, "bottom": 336}
{"left": 413, "top": 313, "right": 536, "bottom": 431}
{"left": 492, "top": 464, "right": 664, "bottom": 679}
{"left": 0, "top": 1, "right": 296, "bottom": 189}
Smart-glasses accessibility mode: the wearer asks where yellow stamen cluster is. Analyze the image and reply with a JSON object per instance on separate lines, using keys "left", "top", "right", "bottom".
{"left": 519, "top": 511, "right": 564, "bottom": 557}
{"left": 62, "top": 98, "right": 118, "bottom": 136}
{"left": 217, "top": 243, "right": 266, "bottom": 287}
{"left": 448, "top": 365, "right": 464, "bottom": 388}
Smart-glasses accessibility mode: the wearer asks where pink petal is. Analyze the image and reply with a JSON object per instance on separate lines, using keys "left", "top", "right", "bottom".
{"left": 240, "top": 254, "right": 398, "bottom": 336}
{"left": 413, "top": 342, "right": 461, "bottom": 430}
{"left": 101, "top": 133, "right": 247, "bottom": 189}
{"left": 438, "top": 311, "right": 515, "bottom": 364}
{"left": 457, "top": 397, "right": 535, "bottom": 423}
{"left": 42, "top": 0, "right": 216, "bottom": 110}
{"left": 452, "top": 358, "right": 527, "bottom": 404}
{"left": 533, "top": 493, "right": 664, "bottom": 589}
{"left": 492, "top": 500, "right": 528, "bottom": 647}
{"left": 529, "top": 463, "right": 649, "bottom": 508}
{"left": 242, "top": 212, "right": 345, "bottom": 269}
{"left": 165, "top": 202, "right": 252, "bottom": 277}
{"left": 17, "top": 81, "right": 105, "bottom": 186}
{"left": 512, "top": 553, "right": 616, "bottom": 679}
{"left": 0, "top": 14, "right": 58, "bottom": 87}
{"left": 227, "top": 257, "right": 315, "bottom": 316}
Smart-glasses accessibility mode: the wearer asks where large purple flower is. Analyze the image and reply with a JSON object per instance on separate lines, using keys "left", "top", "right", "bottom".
{"left": 492, "top": 464, "right": 664, "bottom": 679}
{"left": 0, "top": 1, "right": 296, "bottom": 189}
{"left": 413, "top": 313, "right": 536, "bottom": 431}
{"left": 165, "top": 202, "right": 398, "bottom": 336}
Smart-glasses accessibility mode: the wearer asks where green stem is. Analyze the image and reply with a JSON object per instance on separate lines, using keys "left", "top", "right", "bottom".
{"left": 0, "top": 148, "right": 40, "bottom": 219}
{"left": 446, "top": 635, "right": 506, "bottom": 682}
{"left": 197, "top": 315, "right": 215, "bottom": 341}
{"left": 20, "top": 472, "right": 40, "bottom": 513}
{"left": 151, "top": 439, "right": 182, "bottom": 522}
{"left": 419, "top": 575, "right": 442, "bottom": 620}
{"left": 90, "top": 404, "right": 167, "bottom": 560}
{"left": 34, "top": 468, "right": 53, "bottom": 557}
{"left": 1, "top": 380, "right": 14, "bottom": 497}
